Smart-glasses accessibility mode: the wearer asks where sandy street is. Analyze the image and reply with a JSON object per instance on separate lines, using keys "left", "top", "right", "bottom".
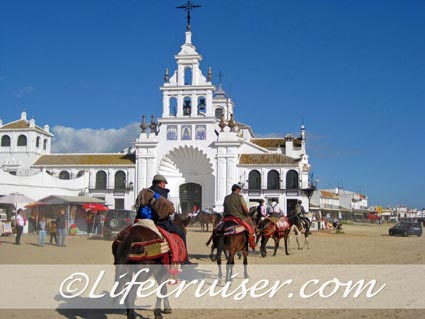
{"left": 0, "top": 223, "right": 424, "bottom": 319}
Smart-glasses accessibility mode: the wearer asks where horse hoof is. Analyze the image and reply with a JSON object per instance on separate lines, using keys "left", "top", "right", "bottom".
{"left": 154, "top": 310, "right": 163, "bottom": 319}
{"left": 163, "top": 308, "right": 172, "bottom": 314}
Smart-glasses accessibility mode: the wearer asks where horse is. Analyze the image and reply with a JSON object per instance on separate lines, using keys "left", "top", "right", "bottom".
{"left": 190, "top": 210, "right": 213, "bottom": 232}
{"left": 206, "top": 216, "right": 255, "bottom": 282}
{"left": 112, "top": 189, "right": 189, "bottom": 319}
{"left": 255, "top": 216, "right": 290, "bottom": 257}
{"left": 287, "top": 214, "right": 311, "bottom": 250}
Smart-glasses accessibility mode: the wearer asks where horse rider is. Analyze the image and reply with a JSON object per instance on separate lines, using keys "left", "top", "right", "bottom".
{"left": 223, "top": 184, "right": 256, "bottom": 249}
{"left": 295, "top": 199, "right": 311, "bottom": 232}
{"left": 255, "top": 199, "right": 269, "bottom": 224}
{"left": 135, "top": 174, "right": 197, "bottom": 265}
{"left": 268, "top": 199, "right": 285, "bottom": 217}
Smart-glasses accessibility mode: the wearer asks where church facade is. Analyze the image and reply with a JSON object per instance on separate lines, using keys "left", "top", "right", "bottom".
{"left": 0, "top": 27, "right": 312, "bottom": 214}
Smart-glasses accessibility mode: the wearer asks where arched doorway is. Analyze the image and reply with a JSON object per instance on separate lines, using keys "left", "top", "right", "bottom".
{"left": 179, "top": 183, "right": 202, "bottom": 215}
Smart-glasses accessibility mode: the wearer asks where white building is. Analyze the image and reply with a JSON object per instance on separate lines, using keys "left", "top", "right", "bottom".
{"left": 0, "top": 25, "right": 312, "bottom": 213}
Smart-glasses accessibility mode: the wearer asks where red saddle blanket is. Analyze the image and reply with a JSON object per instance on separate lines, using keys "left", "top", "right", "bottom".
{"left": 117, "top": 224, "right": 187, "bottom": 264}
{"left": 216, "top": 216, "right": 256, "bottom": 250}
{"left": 157, "top": 227, "right": 187, "bottom": 264}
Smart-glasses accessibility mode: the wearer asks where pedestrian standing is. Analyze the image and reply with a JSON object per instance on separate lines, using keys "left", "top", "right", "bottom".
{"left": 49, "top": 220, "right": 57, "bottom": 245}
{"left": 38, "top": 216, "right": 47, "bottom": 247}
{"left": 56, "top": 209, "right": 67, "bottom": 247}
{"left": 15, "top": 209, "right": 25, "bottom": 245}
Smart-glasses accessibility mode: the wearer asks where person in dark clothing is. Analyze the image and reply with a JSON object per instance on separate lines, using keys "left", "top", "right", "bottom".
{"left": 135, "top": 174, "right": 196, "bottom": 265}
{"left": 56, "top": 209, "right": 67, "bottom": 247}
{"left": 15, "top": 209, "right": 25, "bottom": 245}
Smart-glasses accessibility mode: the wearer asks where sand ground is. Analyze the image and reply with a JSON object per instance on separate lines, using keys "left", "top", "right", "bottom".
{"left": 0, "top": 223, "right": 424, "bottom": 319}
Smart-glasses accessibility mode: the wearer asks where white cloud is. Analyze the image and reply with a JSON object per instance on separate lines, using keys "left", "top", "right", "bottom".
{"left": 14, "top": 85, "right": 34, "bottom": 99}
{"left": 51, "top": 123, "right": 140, "bottom": 153}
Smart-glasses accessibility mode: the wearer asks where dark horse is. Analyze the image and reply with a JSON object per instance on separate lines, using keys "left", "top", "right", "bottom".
{"left": 206, "top": 216, "right": 255, "bottom": 282}
{"left": 112, "top": 215, "right": 190, "bottom": 319}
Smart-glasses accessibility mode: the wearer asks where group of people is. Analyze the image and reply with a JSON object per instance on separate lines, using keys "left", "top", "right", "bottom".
{"left": 14, "top": 208, "right": 67, "bottom": 247}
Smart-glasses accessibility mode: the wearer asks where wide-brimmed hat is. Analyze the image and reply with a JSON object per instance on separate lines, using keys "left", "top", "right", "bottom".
{"left": 152, "top": 174, "right": 168, "bottom": 184}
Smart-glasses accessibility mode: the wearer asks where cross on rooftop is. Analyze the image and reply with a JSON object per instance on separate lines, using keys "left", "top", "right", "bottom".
{"left": 176, "top": 1, "right": 202, "bottom": 31}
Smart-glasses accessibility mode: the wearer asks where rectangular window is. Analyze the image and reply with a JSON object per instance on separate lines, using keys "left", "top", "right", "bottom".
{"left": 167, "top": 125, "right": 177, "bottom": 140}
{"left": 114, "top": 198, "right": 124, "bottom": 210}
{"left": 195, "top": 125, "right": 206, "bottom": 140}
{"left": 181, "top": 125, "right": 192, "bottom": 140}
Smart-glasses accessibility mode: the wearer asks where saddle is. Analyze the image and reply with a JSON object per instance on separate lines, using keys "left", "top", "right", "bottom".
{"left": 114, "top": 221, "right": 187, "bottom": 274}
{"left": 214, "top": 216, "right": 256, "bottom": 250}
{"left": 215, "top": 217, "right": 246, "bottom": 236}
{"left": 259, "top": 217, "right": 290, "bottom": 239}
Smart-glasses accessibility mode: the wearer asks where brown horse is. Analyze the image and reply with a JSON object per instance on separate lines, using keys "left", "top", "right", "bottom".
{"left": 112, "top": 217, "right": 189, "bottom": 319}
{"left": 190, "top": 210, "right": 213, "bottom": 232}
{"left": 113, "top": 225, "right": 170, "bottom": 319}
{"left": 256, "top": 217, "right": 290, "bottom": 257}
{"left": 206, "top": 217, "right": 255, "bottom": 282}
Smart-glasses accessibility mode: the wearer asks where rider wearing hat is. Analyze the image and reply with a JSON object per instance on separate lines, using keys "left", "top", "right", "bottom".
{"left": 223, "top": 184, "right": 256, "bottom": 249}
{"left": 136, "top": 174, "right": 197, "bottom": 265}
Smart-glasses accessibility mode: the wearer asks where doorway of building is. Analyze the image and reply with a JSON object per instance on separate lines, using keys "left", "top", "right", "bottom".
{"left": 287, "top": 199, "right": 298, "bottom": 215}
{"left": 179, "top": 182, "right": 202, "bottom": 215}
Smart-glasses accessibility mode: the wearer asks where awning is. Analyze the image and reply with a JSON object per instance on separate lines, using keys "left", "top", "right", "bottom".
{"left": 38, "top": 195, "right": 104, "bottom": 205}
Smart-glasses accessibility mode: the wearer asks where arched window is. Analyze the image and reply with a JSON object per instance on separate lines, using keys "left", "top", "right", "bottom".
{"left": 1, "top": 135, "right": 11, "bottom": 147}
{"left": 197, "top": 96, "right": 206, "bottom": 114}
{"left": 77, "top": 170, "right": 85, "bottom": 178}
{"left": 215, "top": 107, "right": 223, "bottom": 119}
{"left": 95, "top": 171, "right": 107, "bottom": 189}
{"left": 114, "top": 170, "right": 126, "bottom": 190}
{"left": 43, "top": 139, "right": 48, "bottom": 150}
{"left": 36, "top": 136, "right": 40, "bottom": 148}
{"left": 17, "top": 135, "right": 27, "bottom": 146}
{"left": 248, "top": 170, "right": 261, "bottom": 190}
{"left": 184, "top": 66, "right": 192, "bottom": 85}
{"left": 169, "top": 97, "right": 177, "bottom": 116}
{"left": 59, "top": 170, "right": 70, "bottom": 180}
{"left": 267, "top": 170, "right": 280, "bottom": 190}
{"left": 286, "top": 170, "right": 299, "bottom": 189}
{"left": 183, "top": 97, "right": 191, "bottom": 116}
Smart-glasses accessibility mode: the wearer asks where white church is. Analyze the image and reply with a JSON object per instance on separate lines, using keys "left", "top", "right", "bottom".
{"left": 0, "top": 20, "right": 312, "bottom": 214}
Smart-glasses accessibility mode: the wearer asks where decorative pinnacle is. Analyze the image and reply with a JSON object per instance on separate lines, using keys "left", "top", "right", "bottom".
{"left": 207, "top": 67, "right": 212, "bottom": 82}
{"left": 140, "top": 115, "right": 147, "bottom": 133}
{"left": 219, "top": 115, "right": 226, "bottom": 132}
{"left": 164, "top": 68, "right": 169, "bottom": 83}
{"left": 228, "top": 113, "right": 236, "bottom": 132}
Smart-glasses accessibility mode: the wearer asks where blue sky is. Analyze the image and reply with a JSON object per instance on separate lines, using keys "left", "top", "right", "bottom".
{"left": 1, "top": 1, "right": 424, "bottom": 208}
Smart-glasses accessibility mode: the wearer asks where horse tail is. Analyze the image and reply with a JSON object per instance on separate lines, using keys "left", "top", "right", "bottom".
{"left": 216, "top": 234, "right": 225, "bottom": 261}
{"left": 205, "top": 233, "right": 213, "bottom": 246}
{"left": 115, "top": 230, "right": 135, "bottom": 265}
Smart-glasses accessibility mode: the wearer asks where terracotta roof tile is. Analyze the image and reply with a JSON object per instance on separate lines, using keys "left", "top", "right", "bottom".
{"left": 32, "top": 154, "right": 135, "bottom": 166}
{"left": 1, "top": 119, "right": 50, "bottom": 135}
{"left": 239, "top": 154, "right": 297, "bottom": 165}
{"left": 320, "top": 190, "right": 339, "bottom": 199}
{"left": 250, "top": 138, "right": 286, "bottom": 148}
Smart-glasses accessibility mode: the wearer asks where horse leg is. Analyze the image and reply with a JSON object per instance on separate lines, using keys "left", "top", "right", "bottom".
{"left": 125, "top": 273, "right": 137, "bottom": 319}
{"left": 243, "top": 247, "right": 249, "bottom": 279}
{"left": 260, "top": 235, "right": 268, "bottom": 258}
{"left": 284, "top": 231, "right": 289, "bottom": 255}
{"left": 273, "top": 235, "right": 280, "bottom": 256}
{"left": 226, "top": 249, "right": 235, "bottom": 282}
{"left": 217, "top": 235, "right": 224, "bottom": 280}
{"left": 304, "top": 232, "right": 310, "bottom": 250}
{"left": 157, "top": 269, "right": 172, "bottom": 316}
